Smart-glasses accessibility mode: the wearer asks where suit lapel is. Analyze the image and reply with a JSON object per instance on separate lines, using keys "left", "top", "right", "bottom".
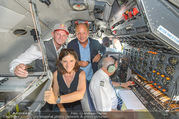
{"left": 75, "top": 39, "right": 81, "bottom": 61}
{"left": 89, "top": 38, "right": 93, "bottom": 61}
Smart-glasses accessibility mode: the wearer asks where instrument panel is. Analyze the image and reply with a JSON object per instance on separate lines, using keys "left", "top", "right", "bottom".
{"left": 123, "top": 46, "right": 179, "bottom": 97}
{"left": 110, "top": 0, "right": 179, "bottom": 118}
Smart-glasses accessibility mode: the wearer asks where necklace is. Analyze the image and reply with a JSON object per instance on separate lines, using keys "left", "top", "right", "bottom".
{"left": 63, "top": 71, "right": 75, "bottom": 89}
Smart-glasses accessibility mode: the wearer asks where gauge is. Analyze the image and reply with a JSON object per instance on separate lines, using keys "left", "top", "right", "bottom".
{"left": 150, "top": 61, "right": 154, "bottom": 66}
{"left": 139, "top": 51, "right": 143, "bottom": 57}
{"left": 149, "top": 66, "right": 153, "bottom": 71}
{"left": 142, "top": 67, "right": 146, "bottom": 73}
{"left": 168, "top": 57, "right": 178, "bottom": 66}
{"left": 156, "top": 63, "right": 164, "bottom": 72}
{"left": 159, "top": 54, "right": 166, "bottom": 62}
{"left": 135, "top": 51, "right": 138, "bottom": 56}
{"left": 138, "top": 64, "right": 141, "bottom": 70}
{"left": 134, "top": 57, "right": 137, "bottom": 62}
{"left": 133, "top": 64, "right": 136, "bottom": 69}
{"left": 131, "top": 56, "right": 133, "bottom": 60}
{"left": 147, "top": 72, "right": 152, "bottom": 78}
{"left": 152, "top": 54, "right": 156, "bottom": 59}
{"left": 161, "top": 78, "right": 171, "bottom": 87}
{"left": 165, "top": 66, "right": 175, "bottom": 75}
{"left": 139, "top": 59, "right": 142, "bottom": 64}
{"left": 131, "top": 49, "right": 134, "bottom": 55}
{"left": 130, "top": 62, "right": 133, "bottom": 67}
{"left": 144, "top": 52, "right": 149, "bottom": 59}
{"left": 153, "top": 74, "right": 160, "bottom": 82}
{"left": 143, "top": 60, "right": 147, "bottom": 67}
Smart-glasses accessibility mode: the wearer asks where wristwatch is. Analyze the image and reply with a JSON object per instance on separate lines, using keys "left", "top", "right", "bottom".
{"left": 56, "top": 95, "right": 61, "bottom": 104}
{"left": 98, "top": 51, "right": 103, "bottom": 57}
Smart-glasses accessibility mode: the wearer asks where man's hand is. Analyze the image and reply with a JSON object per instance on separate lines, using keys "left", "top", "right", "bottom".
{"left": 92, "top": 54, "right": 101, "bottom": 63}
{"left": 44, "top": 88, "right": 56, "bottom": 104}
{"left": 77, "top": 61, "right": 89, "bottom": 67}
{"left": 14, "top": 63, "right": 28, "bottom": 77}
{"left": 121, "top": 81, "right": 135, "bottom": 89}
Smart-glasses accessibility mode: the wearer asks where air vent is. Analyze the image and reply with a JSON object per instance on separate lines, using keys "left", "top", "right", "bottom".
{"left": 13, "top": 29, "right": 27, "bottom": 36}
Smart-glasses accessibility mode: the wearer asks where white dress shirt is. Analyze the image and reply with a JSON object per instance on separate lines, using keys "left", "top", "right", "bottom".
{"left": 9, "top": 39, "right": 65, "bottom": 73}
{"left": 89, "top": 69, "right": 118, "bottom": 112}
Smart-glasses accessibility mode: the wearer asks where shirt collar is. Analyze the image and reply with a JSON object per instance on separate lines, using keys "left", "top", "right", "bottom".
{"left": 99, "top": 69, "right": 110, "bottom": 82}
{"left": 77, "top": 38, "right": 90, "bottom": 48}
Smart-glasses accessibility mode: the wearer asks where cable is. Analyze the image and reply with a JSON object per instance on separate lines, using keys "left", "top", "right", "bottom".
{"left": 0, "top": 77, "right": 38, "bottom": 111}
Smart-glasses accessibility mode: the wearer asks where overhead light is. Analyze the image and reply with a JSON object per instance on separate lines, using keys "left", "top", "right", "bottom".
{"left": 69, "top": 0, "right": 87, "bottom": 11}
{"left": 72, "top": 3, "right": 87, "bottom": 11}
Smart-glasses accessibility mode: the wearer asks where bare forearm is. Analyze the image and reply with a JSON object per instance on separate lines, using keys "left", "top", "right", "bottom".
{"left": 60, "top": 90, "right": 85, "bottom": 103}
{"left": 112, "top": 81, "right": 121, "bottom": 87}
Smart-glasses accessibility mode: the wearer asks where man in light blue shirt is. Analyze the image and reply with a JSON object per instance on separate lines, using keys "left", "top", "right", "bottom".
{"left": 68, "top": 23, "right": 106, "bottom": 81}
{"left": 78, "top": 39, "right": 93, "bottom": 81}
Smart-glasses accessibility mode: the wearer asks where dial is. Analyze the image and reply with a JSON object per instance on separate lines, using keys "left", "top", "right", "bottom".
{"left": 134, "top": 57, "right": 137, "bottom": 62}
{"left": 152, "top": 54, "right": 156, "bottom": 59}
{"left": 130, "top": 61, "right": 133, "bottom": 67}
{"left": 165, "top": 66, "right": 175, "bottom": 75}
{"left": 161, "top": 78, "right": 171, "bottom": 87}
{"left": 153, "top": 74, "right": 160, "bottom": 82}
{"left": 144, "top": 52, "right": 149, "bottom": 59}
{"left": 138, "top": 64, "right": 141, "bottom": 70}
{"left": 142, "top": 67, "right": 146, "bottom": 73}
{"left": 150, "top": 61, "right": 154, "bottom": 66}
{"left": 139, "top": 51, "right": 143, "bottom": 57}
{"left": 159, "top": 54, "right": 166, "bottom": 62}
{"left": 133, "top": 64, "right": 136, "bottom": 69}
{"left": 135, "top": 51, "right": 138, "bottom": 56}
{"left": 147, "top": 72, "right": 152, "bottom": 78}
{"left": 149, "top": 66, "right": 153, "bottom": 71}
{"left": 131, "top": 49, "right": 134, "bottom": 55}
{"left": 168, "top": 57, "right": 178, "bottom": 66}
{"left": 131, "top": 56, "right": 133, "bottom": 60}
{"left": 156, "top": 63, "right": 164, "bottom": 72}
{"left": 143, "top": 60, "right": 147, "bottom": 67}
{"left": 139, "top": 59, "right": 142, "bottom": 64}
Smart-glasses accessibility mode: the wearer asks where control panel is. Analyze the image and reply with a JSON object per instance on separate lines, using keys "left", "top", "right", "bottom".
{"left": 119, "top": 46, "right": 179, "bottom": 119}
{"left": 124, "top": 46, "right": 179, "bottom": 97}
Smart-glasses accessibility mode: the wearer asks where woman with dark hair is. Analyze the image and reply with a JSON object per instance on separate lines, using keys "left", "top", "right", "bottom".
{"left": 44, "top": 48, "right": 86, "bottom": 114}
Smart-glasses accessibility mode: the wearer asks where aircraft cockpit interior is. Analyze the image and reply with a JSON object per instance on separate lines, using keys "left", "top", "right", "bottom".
{"left": 0, "top": 0, "right": 179, "bottom": 118}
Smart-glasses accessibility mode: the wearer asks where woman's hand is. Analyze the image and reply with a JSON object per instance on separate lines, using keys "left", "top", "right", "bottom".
{"left": 44, "top": 88, "right": 57, "bottom": 104}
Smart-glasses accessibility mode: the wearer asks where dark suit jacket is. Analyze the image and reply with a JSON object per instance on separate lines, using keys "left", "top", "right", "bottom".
{"left": 67, "top": 38, "right": 106, "bottom": 73}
